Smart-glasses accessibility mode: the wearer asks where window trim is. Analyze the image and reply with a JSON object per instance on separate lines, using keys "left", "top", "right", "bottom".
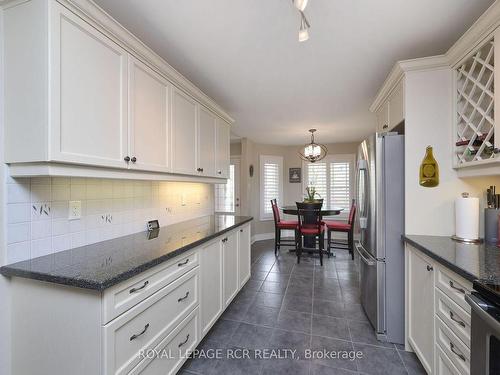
{"left": 260, "top": 155, "right": 284, "bottom": 221}
{"left": 302, "top": 153, "right": 356, "bottom": 220}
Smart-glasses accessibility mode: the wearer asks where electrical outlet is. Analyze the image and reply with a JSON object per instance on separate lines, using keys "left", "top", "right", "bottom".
{"left": 68, "top": 201, "right": 82, "bottom": 220}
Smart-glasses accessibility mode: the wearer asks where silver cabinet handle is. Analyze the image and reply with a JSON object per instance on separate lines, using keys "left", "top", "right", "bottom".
{"left": 449, "top": 281, "right": 465, "bottom": 294}
{"left": 178, "top": 334, "right": 190, "bottom": 348}
{"left": 355, "top": 243, "right": 376, "bottom": 266}
{"left": 129, "top": 280, "right": 149, "bottom": 294}
{"left": 178, "top": 258, "right": 190, "bottom": 267}
{"left": 449, "top": 342, "right": 466, "bottom": 362}
{"left": 130, "top": 323, "right": 149, "bottom": 341}
{"left": 449, "top": 311, "right": 466, "bottom": 327}
{"left": 427, "top": 265, "right": 433, "bottom": 271}
{"left": 178, "top": 291, "right": 189, "bottom": 302}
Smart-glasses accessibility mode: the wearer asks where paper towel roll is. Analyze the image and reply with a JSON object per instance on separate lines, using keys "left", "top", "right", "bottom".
{"left": 455, "top": 194, "right": 479, "bottom": 240}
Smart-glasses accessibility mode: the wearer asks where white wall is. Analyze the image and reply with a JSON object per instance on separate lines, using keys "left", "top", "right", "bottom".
{"left": 0, "top": 7, "right": 12, "bottom": 374}
{"left": 5, "top": 177, "right": 214, "bottom": 264}
{"left": 405, "top": 68, "right": 500, "bottom": 236}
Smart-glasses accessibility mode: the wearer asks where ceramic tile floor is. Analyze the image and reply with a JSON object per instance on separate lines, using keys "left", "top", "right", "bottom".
{"left": 180, "top": 239, "right": 426, "bottom": 375}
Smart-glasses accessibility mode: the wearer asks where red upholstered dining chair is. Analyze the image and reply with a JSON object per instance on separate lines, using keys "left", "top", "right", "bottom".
{"left": 323, "top": 199, "right": 356, "bottom": 260}
{"left": 296, "top": 201, "right": 325, "bottom": 266}
{"left": 271, "top": 199, "right": 299, "bottom": 256}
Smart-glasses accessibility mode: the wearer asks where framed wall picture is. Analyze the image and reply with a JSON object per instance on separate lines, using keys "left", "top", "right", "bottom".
{"left": 289, "top": 168, "right": 301, "bottom": 183}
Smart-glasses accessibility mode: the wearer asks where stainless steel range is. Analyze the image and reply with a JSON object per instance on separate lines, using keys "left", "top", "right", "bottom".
{"left": 355, "top": 132, "right": 405, "bottom": 344}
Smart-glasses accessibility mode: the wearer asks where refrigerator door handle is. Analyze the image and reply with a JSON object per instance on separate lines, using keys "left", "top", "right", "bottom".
{"left": 355, "top": 242, "right": 376, "bottom": 266}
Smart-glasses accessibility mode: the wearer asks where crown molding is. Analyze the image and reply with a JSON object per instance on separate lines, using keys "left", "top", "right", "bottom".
{"left": 370, "top": 55, "right": 449, "bottom": 112}
{"left": 0, "top": 0, "right": 234, "bottom": 124}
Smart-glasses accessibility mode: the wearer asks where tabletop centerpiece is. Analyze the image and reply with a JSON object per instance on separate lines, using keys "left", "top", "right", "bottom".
{"left": 304, "top": 185, "right": 323, "bottom": 203}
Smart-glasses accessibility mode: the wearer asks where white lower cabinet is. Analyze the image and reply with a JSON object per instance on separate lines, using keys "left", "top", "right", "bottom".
{"left": 406, "top": 244, "right": 472, "bottom": 375}
{"left": 407, "top": 246, "right": 435, "bottom": 373}
{"left": 223, "top": 231, "right": 239, "bottom": 307}
{"left": 200, "top": 240, "right": 224, "bottom": 336}
{"left": 238, "top": 224, "right": 251, "bottom": 287}
{"left": 8, "top": 223, "right": 251, "bottom": 375}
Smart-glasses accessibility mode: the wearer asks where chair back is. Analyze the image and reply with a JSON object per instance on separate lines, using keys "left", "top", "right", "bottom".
{"left": 348, "top": 199, "right": 357, "bottom": 225}
{"left": 271, "top": 199, "right": 281, "bottom": 224}
{"left": 296, "top": 201, "right": 323, "bottom": 232}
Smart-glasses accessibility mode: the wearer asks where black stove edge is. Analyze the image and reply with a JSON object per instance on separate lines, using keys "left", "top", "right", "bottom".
{"left": 402, "top": 235, "right": 477, "bottom": 282}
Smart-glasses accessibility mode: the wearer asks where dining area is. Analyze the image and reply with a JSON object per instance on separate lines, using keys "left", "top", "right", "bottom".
{"left": 270, "top": 196, "right": 357, "bottom": 266}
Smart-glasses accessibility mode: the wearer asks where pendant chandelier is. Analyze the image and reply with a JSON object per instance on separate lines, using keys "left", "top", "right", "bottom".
{"left": 298, "top": 129, "right": 328, "bottom": 163}
{"left": 292, "top": 0, "right": 310, "bottom": 42}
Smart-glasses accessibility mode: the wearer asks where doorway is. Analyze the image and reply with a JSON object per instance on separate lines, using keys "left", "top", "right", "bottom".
{"left": 214, "top": 157, "right": 240, "bottom": 215}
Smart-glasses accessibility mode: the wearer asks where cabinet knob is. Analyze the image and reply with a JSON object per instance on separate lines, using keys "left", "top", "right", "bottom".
{"left": 383, "top": 124, "right": 388, "bottom": 129}
{"left": 131, "top": 157, "right": 137, "bottom": 163}
{"left": 217, "top": 171, "right": 222, "bottom": 175}
{"left": 197, "top": 168, "right": 203, "bottom": 172}
{"left": 426, "top": 265, "right": 433, "bottom": 272}
{"left": 124, "top": 156, "right": 131, "bottom": 162}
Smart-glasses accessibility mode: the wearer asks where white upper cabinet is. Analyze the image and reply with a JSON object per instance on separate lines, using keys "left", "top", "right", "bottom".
{"left": 3, "top": 0, "right": 233, "bottom": 181}
{"left": 171, "top": 88, "right": 198, "bottom": 175}
{"left": 374, "top": 79, "right": 404, "bottom": 133}
{"left": 216, "top": 119, "right": 230, "bottom": 178}
{"left": 197, "top": 106, "right": 217, "bottom": 177}
{"left": 51, "top": 3, "right": 128, "bottom": 168}
{"left": 128, "top": 56, "right": 171, "bottom": 173}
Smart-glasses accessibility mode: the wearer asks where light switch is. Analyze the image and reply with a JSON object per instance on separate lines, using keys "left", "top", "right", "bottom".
{"left": 68, "top": 201, "right": 82, "bottom": 220}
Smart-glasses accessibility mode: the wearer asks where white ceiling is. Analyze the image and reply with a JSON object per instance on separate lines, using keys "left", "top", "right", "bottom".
{"left": 95, "top": 0, "right": 494, "bottom": 145}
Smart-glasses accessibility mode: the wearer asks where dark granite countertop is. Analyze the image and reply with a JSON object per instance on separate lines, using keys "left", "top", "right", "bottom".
{"left": 0, "top": 215, "right": 252, "bottom": 291}
{"left": 403, "top": 235, "right": 500, "bottom": 284}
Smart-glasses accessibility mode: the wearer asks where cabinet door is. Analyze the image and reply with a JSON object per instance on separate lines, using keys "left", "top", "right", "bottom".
{"left": 128, "top": 57, "right": 170, "bottom": 172}
{"left": 376, "top": 103, "right": 389, "bottom": 133}
{"left": 216, "top": 119, "right": 230, "bottom": 178}
{"left": 172, "top": 88, "right": 197, "bottom": 175}
{"left": 200, "top": 241, "right": 223, "bottom": 336}
{"left": 197, "top": 106, "right": 217, "bottom": 177}
{"left": 407, "top": 246, "right": 435, "bottom": 373}
{"left": 435, "top": 344, "right": 461, "bottom": 375}
{"left": 388, "top": 80, "right": 404, "bottom": 130}
{"left": 223, "top": 231, "right": 239, "bottom": 307}
{"left": 50, "top": 4, "right": 128, "bottom": 168}
{"left": 238, "top": 224, "right": 251, "bottom": 287}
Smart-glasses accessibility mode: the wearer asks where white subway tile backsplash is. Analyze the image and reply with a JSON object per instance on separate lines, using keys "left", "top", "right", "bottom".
{"left": 4, "top": 177, "right": 214, "bottom": 264}
{"left": 7, "top": 242, "right": 31, "bottom": 263}
{"left": 7, "top": 223, "right": 31, "bottom": 244}
{"left": 7, "top": 203, "right": 30, "bottom": 224}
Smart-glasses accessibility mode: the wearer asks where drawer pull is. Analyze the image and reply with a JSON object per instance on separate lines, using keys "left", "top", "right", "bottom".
{"left": 449, "top": 342, "right": 466, "bottom": 362}
{"left": 449, "top": 281, "right": 466, "bottom": 294}
{"left": 178, "top": 334, "right": 190, "bottom": 348}
{"left": 178, "top": 259, "right": 190, "bottom": 267}
{"left": 426, "top": 265, "right": 433, "bottom": 272}
{"left": 130, "top": 323, "right": 150, "bottom": 341}
{"left": 178, "top": 291, "right": 190, "bottom": 302}
{"left": 129, "top": 281, "right": 149, "bottom": 294}
{"left": 449, "top": 311, "right": 466, "bottom": 328}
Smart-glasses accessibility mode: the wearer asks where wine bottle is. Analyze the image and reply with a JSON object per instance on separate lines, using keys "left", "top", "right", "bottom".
{"left": 419, "top": 146, "right": 439, "bottom": 187}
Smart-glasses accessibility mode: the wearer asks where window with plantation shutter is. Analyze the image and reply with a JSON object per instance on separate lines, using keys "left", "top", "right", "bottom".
{"left": 260, "top": 155, "right": 283, "bottom": 220}
{"left": 304, "top": 154, "right": 355, "bottom": 218}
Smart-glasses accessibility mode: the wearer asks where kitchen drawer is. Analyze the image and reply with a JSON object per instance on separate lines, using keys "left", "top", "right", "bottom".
{"left": 129, "top": 307, "right": 199, "bottom": 375}
{"left": 435, "top": 267, "right": 472, "bottom": 313}
{"left": 435, "top": 316, "right": 470, "bottom": 375}
{"left": 435, "top": 288, "right": 471, "bottom": 347}
{"left": 103, "top": 267, "right": 199, "bottom": 375}
{"left": 102, "top": 250, "right": 198, "bottom": 323}
{"left": 435, "top": 343, "right": 461, "bottom": 375}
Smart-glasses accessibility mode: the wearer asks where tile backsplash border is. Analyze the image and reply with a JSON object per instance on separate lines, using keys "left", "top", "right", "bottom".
{"left": 5, "top": 175, "right": 214, "bottom": 264}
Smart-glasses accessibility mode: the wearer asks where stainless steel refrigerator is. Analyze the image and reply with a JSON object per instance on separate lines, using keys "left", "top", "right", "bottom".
{"left": 355, "top": 132, "right": 405, "bottom": 345}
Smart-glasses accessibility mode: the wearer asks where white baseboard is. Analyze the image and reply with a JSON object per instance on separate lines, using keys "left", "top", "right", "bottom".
{"left": 251, "top": 232, "right": 274, "bottom": 244}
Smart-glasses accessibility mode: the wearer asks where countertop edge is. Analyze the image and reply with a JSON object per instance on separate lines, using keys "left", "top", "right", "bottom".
{"left": 402, "top": 235, "right": 477, "bottom": 282}
{"left": 0, "top": 216, "right": 253, "bottom": 291}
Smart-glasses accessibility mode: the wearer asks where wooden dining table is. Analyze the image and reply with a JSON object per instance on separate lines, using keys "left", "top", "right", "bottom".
{"left": 281, "top": 205, "right": 344, "bottom": 249}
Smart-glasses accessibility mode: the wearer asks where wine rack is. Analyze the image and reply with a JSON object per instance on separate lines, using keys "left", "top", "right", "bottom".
{"left": 455, "top": 35, "right": 497, "bottom": 165}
